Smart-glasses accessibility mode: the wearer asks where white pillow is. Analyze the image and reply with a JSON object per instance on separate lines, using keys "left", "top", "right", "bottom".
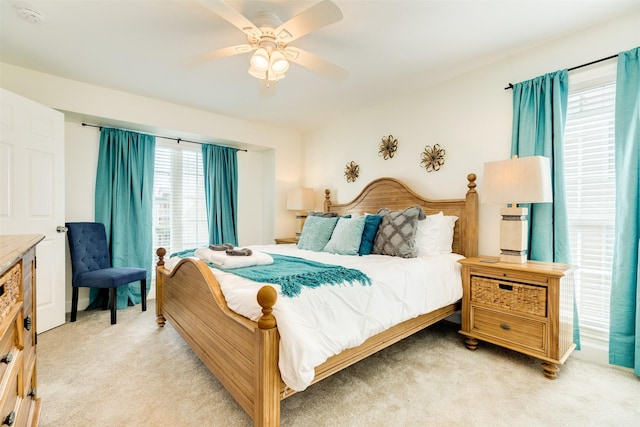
{"left": 416, "top": 212, "right": 443, "bottom": 256}
{"left": 416, "top": 212, "right": 459, "bottom": 255}
{"left": 438, "top": 215, "right": 458, "bottom": 254}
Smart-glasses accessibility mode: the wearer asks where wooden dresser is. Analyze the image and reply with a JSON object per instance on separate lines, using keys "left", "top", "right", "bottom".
{"left": 0, "top": 235, "right": 44, "bottom": 426}
{"left": 459, "top": 257, "right": 577, "bottom": 379}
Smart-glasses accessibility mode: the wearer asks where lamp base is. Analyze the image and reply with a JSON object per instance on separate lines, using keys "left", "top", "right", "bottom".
{"left": 500, "top": 251, "right": 527, "bottom": 264}
{"left": 294, "top": 211, "right": 308, "bottom": 237}
{"left": 499, "top": 207, "right": 528, "bottom": 264}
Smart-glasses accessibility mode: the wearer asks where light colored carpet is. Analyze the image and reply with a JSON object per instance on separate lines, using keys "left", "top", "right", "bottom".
{"left": 37, "top": 301, "right": 639, "bottom": 426}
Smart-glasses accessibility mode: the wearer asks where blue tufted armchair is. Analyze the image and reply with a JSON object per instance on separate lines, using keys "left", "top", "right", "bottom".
{"left": 66, "top": 222, "right": 147, "bottom": 324}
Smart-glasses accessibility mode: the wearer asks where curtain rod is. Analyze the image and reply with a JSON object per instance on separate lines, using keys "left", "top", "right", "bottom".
{"left": 81, "top": 123, "right": 248, "bottom": 152}
{"left": 504, "top": 53, "right": 619, "bottom": 90}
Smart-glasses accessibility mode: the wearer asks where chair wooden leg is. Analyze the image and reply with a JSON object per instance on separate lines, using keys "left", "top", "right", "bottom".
{"left": 70, "top": 287, "right": 79, "bottom": 322}
{"left": 141, "top": 279, "right": 147, "bottom": 312}
{"left": 110, "top": 288, "right": 117, "bottom": 325}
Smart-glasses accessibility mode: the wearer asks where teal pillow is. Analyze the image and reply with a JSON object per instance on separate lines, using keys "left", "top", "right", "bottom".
{"left": 297, "top": 216, "right": 339, "bottom": 251}
{"left": 358, "top": 214, "right": 383, "bottom": 255}
{"left": 323, "top": 216, "right": 366, "bottom": 255}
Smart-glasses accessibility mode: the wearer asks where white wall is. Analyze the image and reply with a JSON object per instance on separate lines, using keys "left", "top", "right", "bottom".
{"left": 301, "top": 12, "right": 640, "bottom": 364}
{"left": 1, "top": 63, "right": 303, "bottom": 310}
{"left": 302, "top": 11, "right": 640, "bottom": 258}
{"left": 0, "top": 63, "right": 305, "bottom": 240}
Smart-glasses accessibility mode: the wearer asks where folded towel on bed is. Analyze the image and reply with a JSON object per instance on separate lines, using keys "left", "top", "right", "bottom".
{"left": 194, "top": 247, "right": 273, "bottom": 269}
{"left": 226, "top": 248, "right": 253, "bottom": 256}
{"left": 209, "top": 243, "right": 234, "bottom": 251}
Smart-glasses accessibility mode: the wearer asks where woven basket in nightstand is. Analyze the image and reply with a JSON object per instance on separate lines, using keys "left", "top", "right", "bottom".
{"left": 470, "top": 276, "right": 547, "bottom": 317}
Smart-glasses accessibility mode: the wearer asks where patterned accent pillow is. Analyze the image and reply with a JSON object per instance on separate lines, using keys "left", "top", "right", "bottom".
{"left": 372, "top": 206, "right": 426, "bottom": 258}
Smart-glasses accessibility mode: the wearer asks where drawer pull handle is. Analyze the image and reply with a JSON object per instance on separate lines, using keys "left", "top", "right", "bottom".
{"left": 500, "top": 323, "right": 511, "bottom": 331}
{"left": 498, "top": 284, "right": 513, "bottom": 291}
{"left": 28, "top": 388, "right": 36, "bottom": 398}
{"left": 24, "top": 315, "right": 32, "bottom": 331}
{"left": 4, "top": 411, "right": 15, "bottom": 426}
{"left": 1, "top": 351, "right": 12, "bottom": 364}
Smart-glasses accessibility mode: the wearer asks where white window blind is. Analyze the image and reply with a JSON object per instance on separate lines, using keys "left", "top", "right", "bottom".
{"left": 564, "top": 61, "right": 617, "bottom": 344}
{"left": 152, "top": 140, "right": 209, "bottom": 280}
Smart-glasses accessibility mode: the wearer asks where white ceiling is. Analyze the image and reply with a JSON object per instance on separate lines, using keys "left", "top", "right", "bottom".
{"left": 1, "top": 0, "right": 638, "bottom": 133}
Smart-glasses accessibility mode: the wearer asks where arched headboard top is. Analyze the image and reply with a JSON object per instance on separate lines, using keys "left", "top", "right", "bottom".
{"left": 323, "top": 174, "right": 478, "bottom": 257}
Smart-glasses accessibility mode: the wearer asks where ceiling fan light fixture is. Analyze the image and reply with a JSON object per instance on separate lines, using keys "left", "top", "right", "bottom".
{"left": 270, "top": 51, "right": 289, "bottom": 74}
{"left": 248, "top": 66, "right": 267, "bottom": 80}
{"left": 268, "top": 71, "right": 286, "bottom": 82}
{"left": 250, "top": 48, "right": 270, "bottom": 71}
{"left": 198, "top": 0, "right": 347, "bottom": 95}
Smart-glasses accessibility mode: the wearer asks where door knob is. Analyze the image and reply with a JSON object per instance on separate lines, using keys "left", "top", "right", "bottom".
{"left": 56, "top": 226, "right": 68, "bottom": 233}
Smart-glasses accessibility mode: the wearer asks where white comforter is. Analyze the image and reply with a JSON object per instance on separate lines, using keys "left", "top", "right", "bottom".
{"left": 166, "top": 244, "right": 463, "bottom": 391}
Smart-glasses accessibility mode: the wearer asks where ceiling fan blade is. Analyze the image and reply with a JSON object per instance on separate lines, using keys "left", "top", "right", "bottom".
{"left": 185, "top": 44, "right": 254, "bottom": 67}
{"left": 284, "top": 47, "right": 348, "bottom": 81}
{"left": 275, "top": 0, "right": 343, "bottom": 43}
{"left": 198, "top": 0, "right": 261, "bottom": 39}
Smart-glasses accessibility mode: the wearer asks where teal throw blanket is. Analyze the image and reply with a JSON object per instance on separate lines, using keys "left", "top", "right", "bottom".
{"left": 170, "top": 249, "right": 371, "bottom": 297}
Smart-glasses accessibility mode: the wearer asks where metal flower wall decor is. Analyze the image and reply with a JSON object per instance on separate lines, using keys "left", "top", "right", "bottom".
{"left": 379, "top": 135, "right": 398, "bottom": 160}
{"left": 421, "top": 144, "right": 446, "bottom": 172}
{"left": 344, "top": 161, "right": 360, "bottom": 183}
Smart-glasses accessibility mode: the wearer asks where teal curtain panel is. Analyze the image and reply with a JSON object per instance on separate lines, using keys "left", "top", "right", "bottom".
{"left": 609, "top": 47, "right": 640, "bottom": 375}
{"left": 510, "top": 69, "right": 579, "bottom": 347}
{"left": 93, "top": 128, "right": 155, "bottom": 309}
{"left": 511, "top": 69, "right": 570, "bottom": 264}
{"left": 202, "top": 144, "right": 238, "bottom": 246}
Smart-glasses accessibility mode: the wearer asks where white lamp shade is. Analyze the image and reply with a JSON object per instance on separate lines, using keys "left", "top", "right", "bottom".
{"left": 483, "top": 156, "right": 553, "bottom": 205}
{"left": 286, "top": 187, "right": 315, "bottom": 211}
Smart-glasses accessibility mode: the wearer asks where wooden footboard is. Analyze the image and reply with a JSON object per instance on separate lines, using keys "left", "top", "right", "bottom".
{"left": 156, "top": 249, "right": 281, "bottom": 426}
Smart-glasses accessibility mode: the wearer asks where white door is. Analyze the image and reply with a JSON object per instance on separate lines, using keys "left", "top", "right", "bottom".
{"left": 0, "top": 89, "right": 66, "bottom": 333}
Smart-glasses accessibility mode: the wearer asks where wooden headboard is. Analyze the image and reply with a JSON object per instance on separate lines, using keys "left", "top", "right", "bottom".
{"left": 323, "top": 174, "right": 478, "bottom": 258}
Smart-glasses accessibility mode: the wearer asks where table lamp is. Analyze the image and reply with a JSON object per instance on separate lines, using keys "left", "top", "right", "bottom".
{"left": 286, "top": 187, "right": 315, "bottom": 237}
{"left": 483, "top": 155, "right": 553, "bottom": 263}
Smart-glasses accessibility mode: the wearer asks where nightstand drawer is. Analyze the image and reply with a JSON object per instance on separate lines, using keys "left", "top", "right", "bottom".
{"left": 471, "top": 307, "right": 546, "bottom": 352}
{"left": 471, "top": 275, "right": 547, "bottom": 317}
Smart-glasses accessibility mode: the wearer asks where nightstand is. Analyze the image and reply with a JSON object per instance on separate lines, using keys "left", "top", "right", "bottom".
{"left": 274, "top": 237, "right": 298, "bottom": 244}
{"left": 458, "top": 257, "right": 577, "bottom": 379}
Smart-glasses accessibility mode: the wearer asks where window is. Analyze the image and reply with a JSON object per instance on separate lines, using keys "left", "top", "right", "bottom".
{"left": 564, "top": 61, "right": 617, "bottom": 346}
{"left": 152, "top": 139, "right": 209, "bottom": 281}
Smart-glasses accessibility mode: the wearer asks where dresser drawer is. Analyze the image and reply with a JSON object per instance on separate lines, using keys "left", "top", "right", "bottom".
{"left": 0, "top": 352, "right": 21, "bottom": 426}
{"left": 471, "top": 275, "right": 547, "bottom": 317}
{"left": 0, "top": 320, "right": 17, "bottom": 381}
{"left": 16, "top": 394, "right": 41, "bottom": 427}
{"left": 0, "top": 263, "right": 21, "bottom": 323}
{"left": 471, "top": 307, "right": 547, "bottom": 352}
{"left": 0, "top": 235, "right": 43, "bottom": 425}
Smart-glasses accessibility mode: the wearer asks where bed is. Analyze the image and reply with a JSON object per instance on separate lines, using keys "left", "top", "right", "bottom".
{"left": 155, "top": 175, "right": 478, "bottom": 426}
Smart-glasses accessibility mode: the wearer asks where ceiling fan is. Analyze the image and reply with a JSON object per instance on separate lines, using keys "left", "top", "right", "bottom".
{"left": 194, "top": 0, "right": 349, "bottom": 95}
